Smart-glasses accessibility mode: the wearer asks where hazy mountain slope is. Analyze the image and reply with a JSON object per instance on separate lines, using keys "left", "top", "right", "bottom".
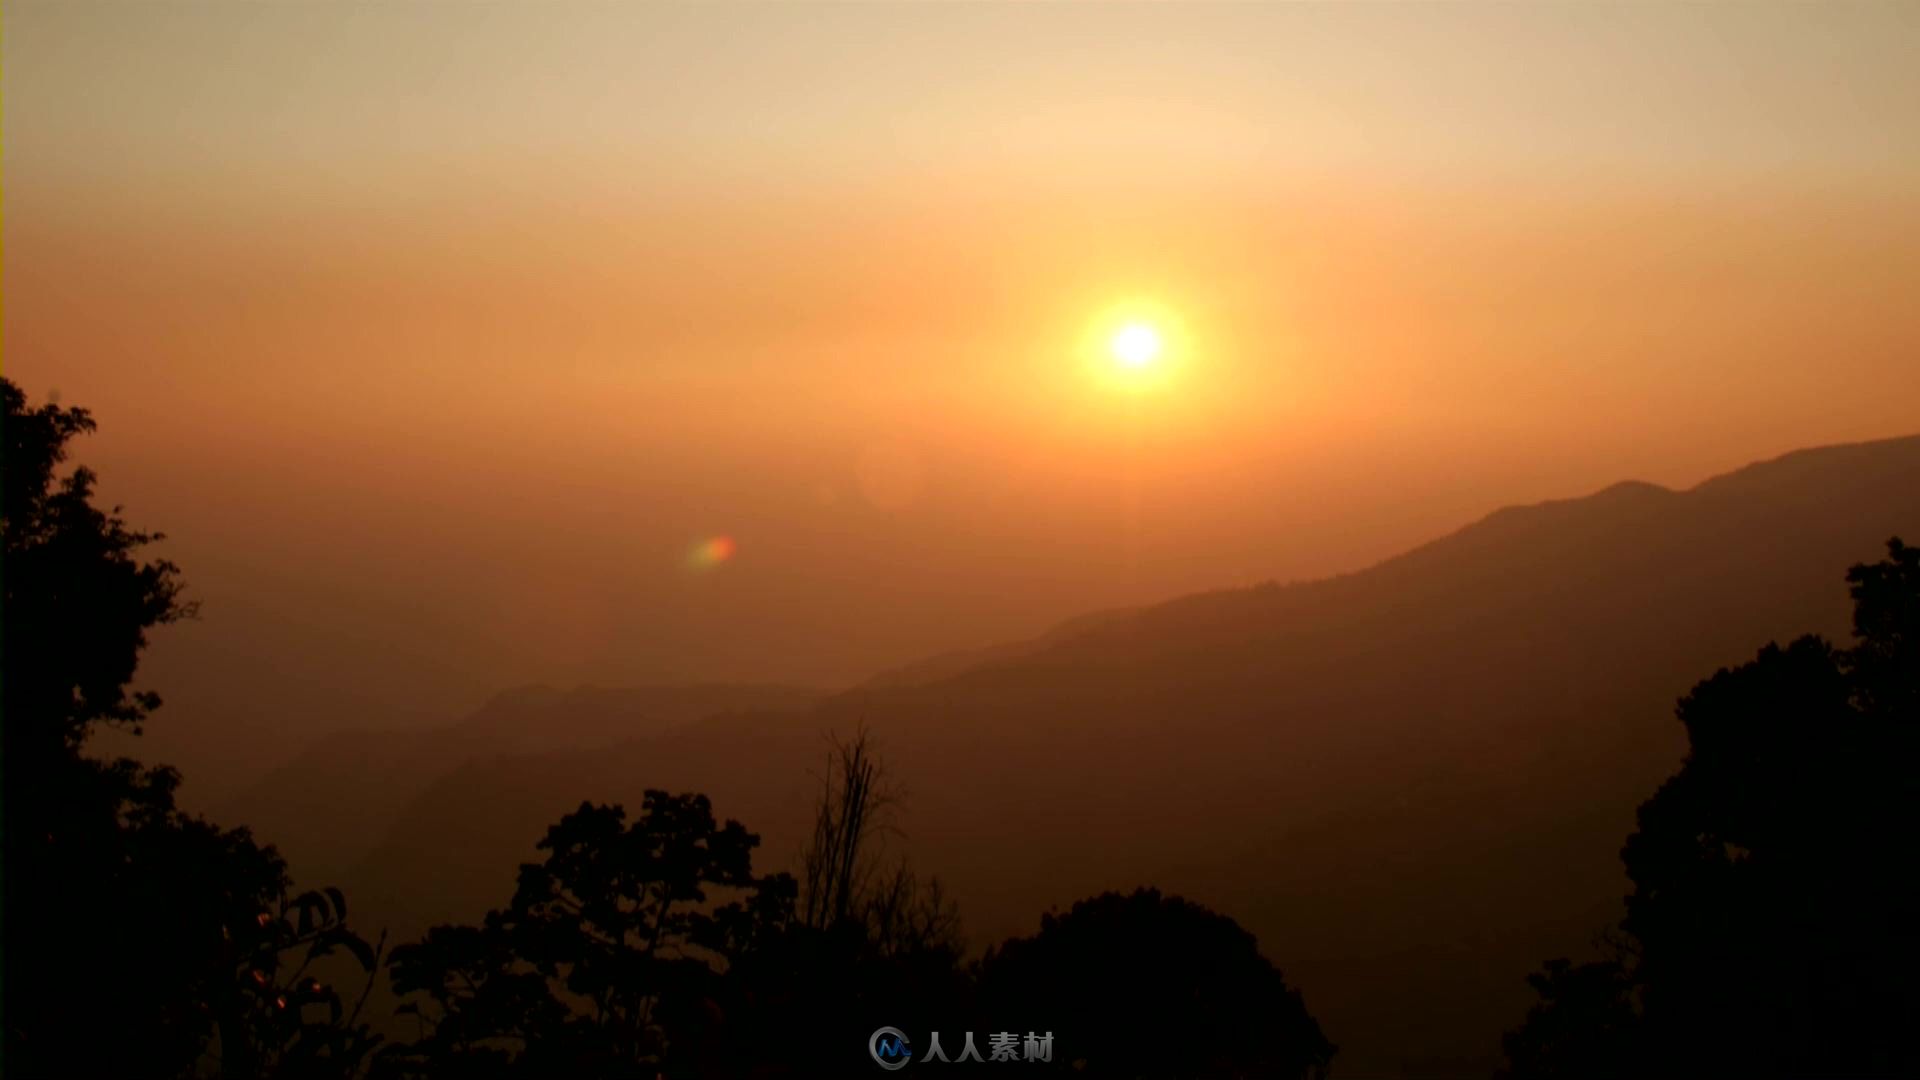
{"left": 222, "top": 683, "right": 822, "bottom": 883}
{"left": 334, "top": 435, "right": 1918, "bottom": 1078}
{"left": 862, "top": 605, "right": 1139, "bottom": 688}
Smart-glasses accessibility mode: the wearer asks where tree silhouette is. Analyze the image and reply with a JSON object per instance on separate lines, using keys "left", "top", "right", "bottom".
{"left": 381, "top": 735, "right": 979, "bottom": 1079}
{"left": 3, "top": 378, "right": 381, "bottom": 1079}
{"left": 3, "top": 378, "right": 192, "bottom": 758}
{"left": 976, "top": 888, "right": 1335, "bottom": 1079}
{"left": 381, "top": 791, "right": 797, "bottom": 1079}
{"left": 799, "top": 727, "right": 894, "bottom": 930}
{"left": 1504, "top": 538, "right": 1920, "bottom": 1079}
{"left": 797, "top": 727, "right": 961, "bottom": 956}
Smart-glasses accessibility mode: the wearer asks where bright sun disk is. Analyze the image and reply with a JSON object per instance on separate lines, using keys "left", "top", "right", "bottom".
{"left": 1110, "top": 323, "right": 1163, "bottom": 369}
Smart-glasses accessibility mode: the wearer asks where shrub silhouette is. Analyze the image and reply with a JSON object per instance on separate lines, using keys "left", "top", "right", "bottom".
{"left": 1504, "top": 538, "right": 1920, "bottom": 1079}
{"left": 976, "top": 887, "right": 1335, "bottom": 1079}
{"left": 718, "top": 729, "right": 970, "bottom": 1077}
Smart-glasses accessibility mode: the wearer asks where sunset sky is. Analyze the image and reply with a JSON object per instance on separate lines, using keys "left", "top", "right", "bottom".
{"left": 7, "top": 2, "right": 1919, "bottom": 790}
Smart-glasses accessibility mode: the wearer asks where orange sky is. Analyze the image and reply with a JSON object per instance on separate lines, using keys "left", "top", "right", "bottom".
{"left": 6, "top": 2, "right": 1919, "bottom": 792}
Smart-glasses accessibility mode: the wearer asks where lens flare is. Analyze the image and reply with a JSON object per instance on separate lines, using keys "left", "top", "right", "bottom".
{"left": 689, "top": 535, "right": 737, "bottom": 569}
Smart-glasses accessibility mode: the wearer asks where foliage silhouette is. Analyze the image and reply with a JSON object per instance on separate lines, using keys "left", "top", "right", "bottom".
{"left": 2, "top": 378, "right": 191, "bottom": 752}
{"left": 2, "top": 378, "right": 382, "bottom": 1079}
{"left": 380, "top": 791, "right": 798, "bottom": 1079}
{"left": 975, "top": 887, "right": 1335, "bottom": 1079}
{"left": 1498, "top": 956, "right": 1640, "bottom": 1080}
{"left": 1503, "top": 538, "right": 1920, "bottom": 1079}
{"left": 380, "top": 753, "right": 982, "bottom": 1079}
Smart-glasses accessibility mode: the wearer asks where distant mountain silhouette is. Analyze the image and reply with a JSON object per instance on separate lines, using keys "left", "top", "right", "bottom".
{"left": 259, "top": 435, "right": 1917, "bottom": 1078}
{"left": 861, "top": 606, "right": 1139, "bottom": 689}
{"left": 222, "top": 683, "right": 822, "bottom": 887}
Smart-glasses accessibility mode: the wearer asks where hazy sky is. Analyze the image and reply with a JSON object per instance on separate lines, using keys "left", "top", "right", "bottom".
{"left": 7, "top": 2, "right": 1919, "bottom": 791}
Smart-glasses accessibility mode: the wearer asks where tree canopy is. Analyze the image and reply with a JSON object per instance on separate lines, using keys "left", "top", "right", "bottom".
{"left": 1504, "top": 538, "right": 1920, "bottom": 1079}
{"left": 3, "top": 378, "right": 382, "bottom": 1080}
{"left": 380, "top": 792, "right": 797, "bottom": 1079}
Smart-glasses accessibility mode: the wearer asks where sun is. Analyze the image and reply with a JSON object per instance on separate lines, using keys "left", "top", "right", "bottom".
{"left": 1081, "top": 299, "right": 1186, "bottom": 393}
{"left": 1110, "top": 323, "right": 1164, "bottom": 370}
